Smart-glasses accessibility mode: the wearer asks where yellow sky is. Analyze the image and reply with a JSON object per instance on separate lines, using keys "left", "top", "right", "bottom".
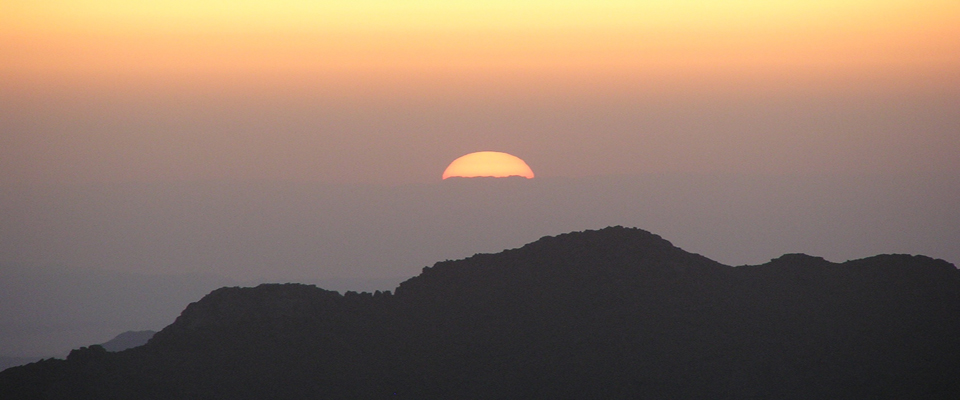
{"left": 2, "top": 1, "right": 959, "bottom": 94}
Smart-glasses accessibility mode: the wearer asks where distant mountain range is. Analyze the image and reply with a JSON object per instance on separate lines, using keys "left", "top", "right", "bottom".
{"left": 98, "top": 331, "right": 155, "bottom": 353}
{"left": 0, "top": 331, "right": 155, "bottom": 373}
{"left": 2, "top": 227, "right": 958, "bottom": 399}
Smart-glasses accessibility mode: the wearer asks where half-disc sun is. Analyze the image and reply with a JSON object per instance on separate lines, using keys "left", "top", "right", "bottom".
{"left": 442, "top": 151, "right": 535, "bottom": 179}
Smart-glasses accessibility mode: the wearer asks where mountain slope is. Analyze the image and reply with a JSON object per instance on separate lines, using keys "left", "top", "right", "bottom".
{"left": 2, "top": 227, "right": 959, "bottom": 399}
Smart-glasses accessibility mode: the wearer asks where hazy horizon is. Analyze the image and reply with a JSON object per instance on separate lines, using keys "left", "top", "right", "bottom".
{"left": 3, "top": 173, "right": 958, "bottom": 357}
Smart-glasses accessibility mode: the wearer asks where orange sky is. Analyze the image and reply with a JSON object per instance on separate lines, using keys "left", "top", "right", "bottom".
{"left": 1, "top": 1, "right": 958, "bottom": 185}
{"left": 3, "top": 1, "right": 959, "bottom": 96}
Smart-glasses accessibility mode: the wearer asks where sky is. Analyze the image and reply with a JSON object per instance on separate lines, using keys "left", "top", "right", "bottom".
{"left": 2, "top": 1, "right": 959, "bottom": 184}
{"left": 1, "top": 1, "right": 959, "bottom": 356}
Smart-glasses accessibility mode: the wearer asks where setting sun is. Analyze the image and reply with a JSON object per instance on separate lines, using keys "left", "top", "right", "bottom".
{"left": 442, "top": 151, "right": 535, "bottom": 180}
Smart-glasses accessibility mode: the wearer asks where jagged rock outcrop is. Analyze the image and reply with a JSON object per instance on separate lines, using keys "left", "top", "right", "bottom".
{"left": 2, "top": 227, "right": 959, "bottom": 399}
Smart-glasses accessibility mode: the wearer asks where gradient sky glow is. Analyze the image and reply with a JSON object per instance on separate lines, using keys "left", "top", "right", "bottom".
{"left": 3, "top": 1, "right": 959, "bottom": 94}
{"left": 2, "top": 1, "right": 959, "bottom": 357}
{"left": 2, "top": 1, "right": 959, "bottom": 185}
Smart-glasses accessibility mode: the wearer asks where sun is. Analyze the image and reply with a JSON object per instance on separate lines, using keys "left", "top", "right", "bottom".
{"left": 442, "top": 151, "right": 535, "bottom": 179}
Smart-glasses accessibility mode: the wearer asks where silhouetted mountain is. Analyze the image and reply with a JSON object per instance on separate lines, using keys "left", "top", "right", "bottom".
{"left": 2, "top": 227, "right": 959, "bottom": 399}
{"left": 0, "top": 358, "right": 44, "bottom": 374}
{"left": 99, "top": 331, "right": 156, "bottom": 352}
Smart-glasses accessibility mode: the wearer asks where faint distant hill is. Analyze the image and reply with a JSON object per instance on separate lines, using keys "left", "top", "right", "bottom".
{"left": 1, "top": 331, "right": 157, "bottom": 373}
{"left": 2, "top": 227, "right": 959, "bottom": 399}
{"left": 0, "top": 265, "right": 235, "bottom": 358}
{"left": 99, "top": 331, "right": 155, "bottom": 352}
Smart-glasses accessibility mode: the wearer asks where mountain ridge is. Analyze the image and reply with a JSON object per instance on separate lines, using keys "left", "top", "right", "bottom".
{"left": 2, "top": 226, "right": 959, "bottom": 399}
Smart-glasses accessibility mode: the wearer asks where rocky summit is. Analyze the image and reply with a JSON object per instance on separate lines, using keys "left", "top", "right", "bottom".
{"left": 2, "top": 227, "right": 959, "bottom": 399}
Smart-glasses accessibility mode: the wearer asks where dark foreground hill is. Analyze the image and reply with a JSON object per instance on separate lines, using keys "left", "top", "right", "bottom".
{"left": 2, "top": 227, "right": 959, "bottom": 399}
